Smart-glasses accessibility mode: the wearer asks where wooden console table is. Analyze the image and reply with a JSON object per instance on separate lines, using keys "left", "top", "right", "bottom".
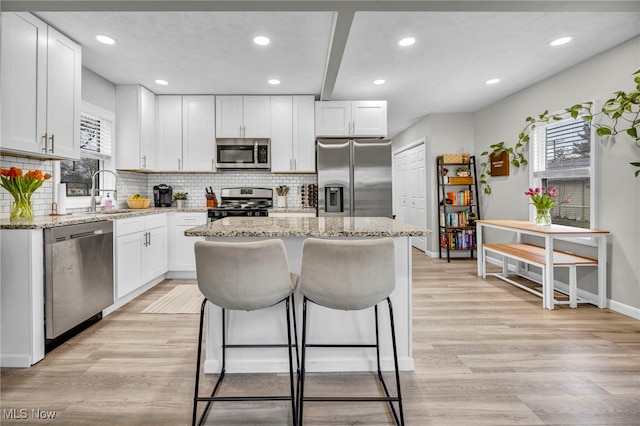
{"left": 476, "top": 220, "right": 609, "bottom": 310}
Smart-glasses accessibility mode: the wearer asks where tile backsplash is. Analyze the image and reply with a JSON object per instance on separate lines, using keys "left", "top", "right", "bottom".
{"left": 1, "top": 154, "right": 316, "bottom": 218}
{"left": 1, "top": 155, "right": 55, "bottom": 219}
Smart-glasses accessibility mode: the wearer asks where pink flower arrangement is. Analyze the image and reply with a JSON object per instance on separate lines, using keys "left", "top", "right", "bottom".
{"left": 524, "top": 187, "right": 570, "bottom": 210}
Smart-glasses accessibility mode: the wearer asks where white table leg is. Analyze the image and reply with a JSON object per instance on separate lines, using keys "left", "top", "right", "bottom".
{"left": 477, "top": 224, "right": 484, "bottom": 277}
{"left": 597, "top": 235, "right": 607, "bottom": 309}
{"left": 544, "top": 235, "right": 554, "bottom": 310}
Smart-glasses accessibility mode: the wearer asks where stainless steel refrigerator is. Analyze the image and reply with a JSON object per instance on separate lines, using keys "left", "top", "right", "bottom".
{"left": 317, "top": 139, "right": 392, "bottom": 217}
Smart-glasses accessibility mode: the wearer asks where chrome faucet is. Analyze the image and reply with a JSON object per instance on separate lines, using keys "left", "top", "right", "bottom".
{"left": 90, "top": 169, "right": 118, "bottom": 212}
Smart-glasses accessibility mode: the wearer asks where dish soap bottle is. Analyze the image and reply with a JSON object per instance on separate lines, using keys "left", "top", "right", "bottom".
{"left": 103, "top": 193, "right": 113, "bottom": 209}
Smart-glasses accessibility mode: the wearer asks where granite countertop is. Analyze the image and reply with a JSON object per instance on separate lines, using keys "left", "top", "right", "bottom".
{"left": 0, "top": 207, "right": 208, "bottom": 229}
{"left": 184, "top": 216, "right": 430, "bottom": 238}
{"left": 267, "top": 207, "right": 317, "bottom": 214}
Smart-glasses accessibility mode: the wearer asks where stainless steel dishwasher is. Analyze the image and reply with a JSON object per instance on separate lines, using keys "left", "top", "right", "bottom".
{"left": 44, "top": 220, "right": 114, "bottom": 344}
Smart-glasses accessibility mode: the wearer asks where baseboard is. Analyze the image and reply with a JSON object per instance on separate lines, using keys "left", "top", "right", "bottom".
{"left": 103, "top": 275, "right": 166, "bottom": 317}
{"left": 0, "top": 354, "right": 33, "bottom": 368}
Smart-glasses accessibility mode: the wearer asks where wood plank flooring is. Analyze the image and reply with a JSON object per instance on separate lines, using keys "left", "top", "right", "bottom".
{"left": 2, "top": 250, "right": 639, "bottom": 425}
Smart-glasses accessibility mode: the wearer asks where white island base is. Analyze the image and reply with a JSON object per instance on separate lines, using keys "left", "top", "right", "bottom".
{"left": 202, "top": 236, "right": 414, "bottom": 374}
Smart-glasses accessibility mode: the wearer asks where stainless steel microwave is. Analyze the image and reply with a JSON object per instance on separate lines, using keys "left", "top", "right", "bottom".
{"left": 216, "top": 138, "right": 271, "bottom": 170}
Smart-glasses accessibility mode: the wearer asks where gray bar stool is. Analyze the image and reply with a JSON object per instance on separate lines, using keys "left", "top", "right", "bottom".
{"left": 298, "top": 237, "right": 404, "bottom": 425}
{"left": 192, "top": 239, "right": 299, "bottom": 426}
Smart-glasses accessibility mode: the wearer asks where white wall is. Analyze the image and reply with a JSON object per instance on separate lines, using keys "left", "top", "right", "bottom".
{"left": 81, "top": 67, "right": 116, "bottom": 113}
{"left": 475, "top": 36, "right": 640, "bottom": 312}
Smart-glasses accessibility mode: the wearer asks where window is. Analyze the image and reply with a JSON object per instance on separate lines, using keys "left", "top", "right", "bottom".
{"left": 530, "top": 116, "right": 596, "bottom": 229}
{"left": 60, "top": 109, "right": 114, "bottom": 197}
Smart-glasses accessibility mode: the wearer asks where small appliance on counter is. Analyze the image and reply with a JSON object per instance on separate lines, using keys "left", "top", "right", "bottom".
{"left": 153, "top": 184, "right": 173, "bottom": 207}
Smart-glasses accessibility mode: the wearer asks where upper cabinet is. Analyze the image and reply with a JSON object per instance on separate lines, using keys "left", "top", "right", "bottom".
{"left": 116, "top": 85, "right": 156, "bottom": 170}
{"left": 271, "top": 95, "right": 316, "bottom": 173}
{"left": 156, "top": 95, "right": 216, "bottom": 172}
{"left": 1, "top": 13, "right": 81, "bottom": 160}
{"left": 216, "top": 96, "right": 270, "bottom": 138}
{"left": 315, "top": 100, "right": 387, "bottom": 138}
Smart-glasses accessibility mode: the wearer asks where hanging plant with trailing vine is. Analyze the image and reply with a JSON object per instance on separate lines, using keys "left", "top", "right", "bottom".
{"left": 479, "top": 69, "right": 640, "bottom": 194}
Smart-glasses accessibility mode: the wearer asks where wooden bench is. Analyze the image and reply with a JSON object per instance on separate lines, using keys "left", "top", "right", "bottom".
{"left": 482, "top": 243, "right": 598, "bottom": 308}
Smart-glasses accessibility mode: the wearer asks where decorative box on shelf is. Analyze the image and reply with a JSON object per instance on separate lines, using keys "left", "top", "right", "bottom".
{"left": 441, "top": 153, "right": 470, "bottom": 164}
{"left": 447, "top": 176, "right": 473, "bottom": 185}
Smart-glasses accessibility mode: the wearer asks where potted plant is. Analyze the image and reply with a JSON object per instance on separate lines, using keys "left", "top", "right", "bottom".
{"left": 172, "top": 192, "right": 188, "bottom": 208}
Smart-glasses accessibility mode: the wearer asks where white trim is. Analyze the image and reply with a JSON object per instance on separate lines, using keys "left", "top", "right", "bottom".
{"left": 393, "top": 137, "right": 426, "bottom": 155}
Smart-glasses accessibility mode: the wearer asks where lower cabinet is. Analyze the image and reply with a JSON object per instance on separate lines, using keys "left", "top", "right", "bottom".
{"left": 115, "top": 214, "right": 167, "bottom": 299}
{"left": 169, "top": 212, "right": 207, "bottom": 271}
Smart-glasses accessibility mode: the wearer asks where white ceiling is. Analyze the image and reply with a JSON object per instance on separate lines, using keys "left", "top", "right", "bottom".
{"left": 13, "top": 1, "right": 640, "bottom": 137}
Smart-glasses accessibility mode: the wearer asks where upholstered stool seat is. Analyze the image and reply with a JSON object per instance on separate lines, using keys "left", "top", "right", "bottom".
{"left": 297, "top": 237, "right": 404, "bottom": 425}
{"left": 192, "top": 239, "right": 298, "bottom": 426}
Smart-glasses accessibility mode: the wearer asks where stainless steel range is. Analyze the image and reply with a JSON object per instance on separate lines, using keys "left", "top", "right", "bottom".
{"left": 208, "top": 187, "right": 273, "bottom": 221}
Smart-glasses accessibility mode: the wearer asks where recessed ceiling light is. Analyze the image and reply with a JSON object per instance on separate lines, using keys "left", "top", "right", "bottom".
{"left": 96, "top": 35, "right": 116, "bottom": 45}
{"left": 268, "top": 79, "right": 280, "bottom": 85}
{"left": 155, "top": 79, "right": 169, "bottom": 85}
{"left": 373, "top": 79, "right": 386, "bottom": 85}
{"left": 398, "top": 37, "right": 415, "bottom": 47}
{"left": 254, "top": 36, "right": 270, "bottom": 46}
{"left": 550, "top": 36, "right": 574, "bottom": 47}
{"left": 486, "top": 78, "right": 501, "bottom": 85}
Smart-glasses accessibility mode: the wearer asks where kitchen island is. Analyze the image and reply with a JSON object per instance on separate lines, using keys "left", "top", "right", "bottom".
{"left": 185, "top": 216, "right": 428, "bottom": 374}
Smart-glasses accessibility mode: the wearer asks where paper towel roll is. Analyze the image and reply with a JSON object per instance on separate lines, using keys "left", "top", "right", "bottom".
{"left": 57, "top": 183, "right": 67, "bottom": 214}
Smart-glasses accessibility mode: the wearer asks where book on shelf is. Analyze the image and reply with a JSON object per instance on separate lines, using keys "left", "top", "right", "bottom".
{"left": 440, "top": 229, "right": 477, "bottom": 250}
{"left": 445, "top": 190, "right": 473, "bottom": 205}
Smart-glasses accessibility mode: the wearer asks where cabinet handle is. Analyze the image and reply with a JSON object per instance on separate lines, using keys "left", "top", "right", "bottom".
{"left": 142, "top": 155, "right": 147, "bottom": 168}
{"left": 178, "top": 158, "right": 181, "bottom": 170}
{"left": 290, "top": 159, "right": 296, "bottom": 171}
{"left": 49, "top": 134, "right": 55, "bottom": 153}
{"left": 42, "top": 133, "right": 48, "bottom": 152}
{"left": 148, "top": 231, "right": 151, "bottom": 246}
{"left": 212, "top": 159, "right": 215, "bottom": 170}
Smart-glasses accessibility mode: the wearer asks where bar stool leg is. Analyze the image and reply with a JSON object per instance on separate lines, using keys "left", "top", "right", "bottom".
{"left": 192, "top": 299, "right": 207, "bottom": 426}
{"left": 298, "top": 297, "right": 309, "bottom": 425}
{"left": 285, "top": 296, "right": 298, "bottom": 425}
{"left": 387, "top": 297, "right": 405, "bottom": 425}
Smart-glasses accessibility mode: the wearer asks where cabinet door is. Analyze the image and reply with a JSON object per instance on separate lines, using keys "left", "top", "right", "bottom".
{"left": 270, "top": 96, "right": 293, "bottom": 172}
{"left": 156, "top": 95, "right": 183, "bottom": 171}
{"left": 116, "top": 85, "right": 156, "bottom": 170}
{"left": 351, "top": 101, "right": 387, "bottom": 137}
{"left": 215, "top": 96, "right": 243, "bottom": 137}
{"left": 170, "top": 213, "right": 207, "bottom": 271}
{"left": 116, "top": 232, "right": 145, "bottom": 299}
{"left": 145, "top": 227, "right": 168, "bottom": 280}
{"left": 243, "top": 96, "right": 271, "bottom": 138}
{"left": 45, "top": 26, "right": 81, "bottom": 159}
{"left": 183, "top": 96, "right": 216, "bottom": 171}
{"left": 140, "top": 87, "right": 157, "bottom": 170}
{"left": 1, "top": 13, "right": 47, "bottom": 155}
{"left": 293, "top": 95, "right": 316, "bottom": 172}
{"left": 314, "top": 101, "right": 351, "bottom": 137}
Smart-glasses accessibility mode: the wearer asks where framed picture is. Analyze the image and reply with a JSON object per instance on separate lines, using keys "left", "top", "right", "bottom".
{"left": 490, "top": 151, "right": 510, "bottom": 176}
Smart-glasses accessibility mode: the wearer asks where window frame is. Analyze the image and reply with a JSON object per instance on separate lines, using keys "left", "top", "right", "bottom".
{"left": 528, "top": 108, "right": 599, "bottom": 241}
{"left": 54, "top": 102, "right": 116, "bottom": 210}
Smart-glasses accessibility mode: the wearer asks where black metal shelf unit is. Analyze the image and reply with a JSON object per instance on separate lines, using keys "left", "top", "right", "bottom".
{"left": 436, "top": 155, "right": 481, "bottom": 262}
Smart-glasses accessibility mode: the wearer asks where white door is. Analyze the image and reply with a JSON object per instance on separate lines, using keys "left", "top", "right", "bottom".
{"left": 243, "top": 96, "right": 271, "bottom": 138}
{"left": 270, "top": 96, "right": 293, "bottom": 172}
{"left": 215, "top": 96, "right": 243, "bottom": 137}
{"left": 183, "top": 96, "right": 216, "bottom": 171}
{"left": 394, "top": 142, "right": 427, "bottom": 252}
{"left": 156, "top": 95, "right": 183, "bottom": 171}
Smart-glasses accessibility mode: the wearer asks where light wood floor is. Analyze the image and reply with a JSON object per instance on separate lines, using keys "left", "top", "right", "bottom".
{"left": 2, "top": 250, "right": 639, "bottom": 425}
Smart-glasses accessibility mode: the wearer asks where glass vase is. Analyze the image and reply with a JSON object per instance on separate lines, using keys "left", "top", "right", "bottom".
{"left": 534, "top": 208, "right": 551, "bottom": 226}
{"left": 10, "top": 194, "right": 33, "bottom": 220}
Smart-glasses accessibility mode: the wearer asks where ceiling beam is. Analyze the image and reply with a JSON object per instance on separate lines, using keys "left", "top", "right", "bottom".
{"left": 320, "top": 10, "right": 354, "bottom": 101}
{"left": 2, "top": 1, "right": 639, "bottom": 12}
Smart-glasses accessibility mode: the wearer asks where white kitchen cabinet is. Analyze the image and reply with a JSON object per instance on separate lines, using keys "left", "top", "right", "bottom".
{"left": 116, "top": 85, "right": 156, "bottom": 170}
{"left": 115, "top": 214, "right": 167, "bottom": 299}
{"left": 271, "top": 95, "right": 316, "bottom": 173}
{"left": 156, "top": 95, "right": 183, "bottom": 171}
{"left": 1, "top": 12, "right": 81, "bottom": 160}
{"left": 169, "top": 212, "right": 207, "bottom": 272}
{"left": 315, "top": 100, "right": 387, "bottom": 138}
{"left": 156, "top": 95, "right": 216, "bottom": 172}
{"left": 216, "top": 96, "right": 270, "bottom": 138}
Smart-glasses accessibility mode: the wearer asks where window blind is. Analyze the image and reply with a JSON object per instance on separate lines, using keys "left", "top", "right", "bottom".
{"left": 80, "top": 112, "right": 112, "bottom": 158}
